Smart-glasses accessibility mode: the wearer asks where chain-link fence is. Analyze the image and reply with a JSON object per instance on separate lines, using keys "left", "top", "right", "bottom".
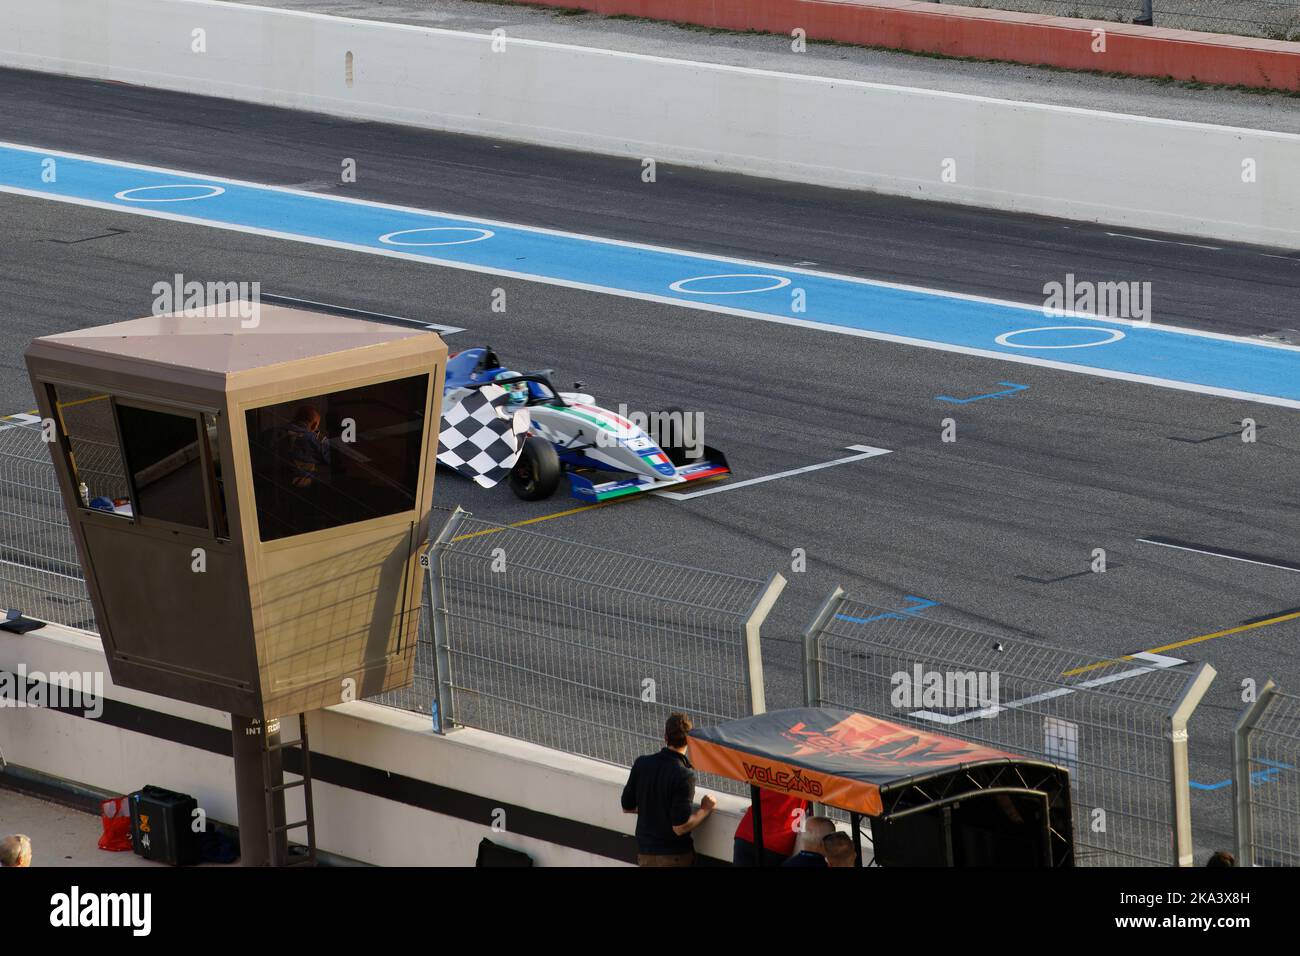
{"left": 938, "top": 0, "right": 1300, "bottom": 40}
{"left": 1234, "top": 683, "right": 1300, "bottom": 866}
{"left": 379, "top": 508, "right": 785, "bottom": 789}
{"left": 0, "top": 413, "right": 1267, "bottom": 865}
{"left": 804, "top": 588, "right": 1215, "bottom": 866}
{"left": 0, "top": 416, "right": 97, "bottom": 631}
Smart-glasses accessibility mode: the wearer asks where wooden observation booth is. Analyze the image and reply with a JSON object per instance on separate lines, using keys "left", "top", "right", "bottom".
{"left": 25, "top": 301, "right": 448, "bottom": 863}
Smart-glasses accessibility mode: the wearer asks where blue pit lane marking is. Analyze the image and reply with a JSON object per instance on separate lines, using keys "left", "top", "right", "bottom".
{"left": 5, "top": 142, "right": 1300, "bottom": 408}
{"left": 1191, "top": 759, "right": 1294, "bottom": 792}
{"left": 936, "top": 382, "right": 1029, "bottom": 404}
{"left": 837, "top": 596, "right": 939, "bottom": 624}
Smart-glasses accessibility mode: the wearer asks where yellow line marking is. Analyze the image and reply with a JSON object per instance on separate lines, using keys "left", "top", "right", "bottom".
{"left": 1062, "top": 610, "right": 1300, "bottom": 677}
{"left": 452, "top": 500, "right": 619, "bottom": 541}
{"left": 447, "top": 470, "right": 728, "bottom": 541}
{"left": 56, "top": 394, "right": 109, "bottom": 411}
{"left": 5, "top": 395, "right": 107, "bottom": 422}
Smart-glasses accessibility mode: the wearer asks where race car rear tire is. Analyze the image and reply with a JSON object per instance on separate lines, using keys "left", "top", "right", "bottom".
{"left": 509, "top": 437, "right": 562, "bottom": 501}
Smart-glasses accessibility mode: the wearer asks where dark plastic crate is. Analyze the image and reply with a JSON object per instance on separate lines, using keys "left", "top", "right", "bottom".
{"left": 130, "top": 785, "right": 200, "bottom": 866}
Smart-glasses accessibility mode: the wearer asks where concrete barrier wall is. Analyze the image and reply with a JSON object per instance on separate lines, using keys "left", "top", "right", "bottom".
{"left": 526, "top": 1, "right": 1300, "bottom": 92}
{"left": 2, "top": 0, "right": 1297, "bottom": 246}
{"left": 0, "top": 623, "right": 747, "bottom": 866}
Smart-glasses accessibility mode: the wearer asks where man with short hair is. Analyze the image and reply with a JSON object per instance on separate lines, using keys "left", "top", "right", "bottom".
{"left": 622, "top": 713, "right": 715, "bottom": 866}
{"left": 282, "top": 404, "right": 331, "bottom": 489}
{"left": 0, "top": 834, "right": 32, "bottom": 867}
{"left": 781, "top": 816, "right": 836, "bottom": 867}
{"left": 823, "top": 831, "right": 857, "bottom": 867}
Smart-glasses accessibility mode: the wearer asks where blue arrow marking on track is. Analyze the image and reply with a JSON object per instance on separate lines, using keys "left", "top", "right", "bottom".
{"left": 1191, "top": 759, "right": 1294, "bottom": 792}
{"left": 936, "top": 382, "right": 1029, "bottom": 404}
{"left": 5, "top": 143, "right": 1300, "bottom": 407}
{"left": 837, "top": 596, "right": 939, "bottom": 624}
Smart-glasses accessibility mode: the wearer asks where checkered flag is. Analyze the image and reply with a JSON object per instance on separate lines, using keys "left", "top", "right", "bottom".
{"left": 438, "top": 384, "right": 530, "bottom": 488}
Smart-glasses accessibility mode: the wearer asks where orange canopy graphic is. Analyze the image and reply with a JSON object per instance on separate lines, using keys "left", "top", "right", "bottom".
{"left": 690, "top": 707, "right": 1018, "bottom": 816}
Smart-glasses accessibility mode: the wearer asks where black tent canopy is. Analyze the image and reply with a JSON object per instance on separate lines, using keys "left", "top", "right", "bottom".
{"left": 689, "top": 707, "right": 1074, "bottom": 866}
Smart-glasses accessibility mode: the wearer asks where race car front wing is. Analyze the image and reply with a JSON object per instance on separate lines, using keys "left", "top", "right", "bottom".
{"left": 566, "top": 456, "right": 730, "bottom": 503}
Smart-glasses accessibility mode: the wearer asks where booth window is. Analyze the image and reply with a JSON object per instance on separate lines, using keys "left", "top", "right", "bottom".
{"left": 246, "top": 374, "right": 429, "bottom": 542}
{"left": 116, "top": 404, "right": 211, "bottom": 530}
{"left": 48, "top": 384, "right": 130, "bottom": 514}
{"left": 203, "top": 412, "right": 230, "bottom": 539}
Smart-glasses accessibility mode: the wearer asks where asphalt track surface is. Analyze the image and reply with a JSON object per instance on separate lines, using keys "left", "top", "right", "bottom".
{"left": 2, "top": 67, "right": 1299, "bottom": 856}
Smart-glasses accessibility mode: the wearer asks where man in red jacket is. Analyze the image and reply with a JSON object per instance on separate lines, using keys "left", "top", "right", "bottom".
{"left": 732, "top": 790, "right": 810, "bottom": 866}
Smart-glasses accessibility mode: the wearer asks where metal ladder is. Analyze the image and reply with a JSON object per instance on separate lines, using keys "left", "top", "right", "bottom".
{"left": 260, "top": 713, "right": 318, "bottom": 867}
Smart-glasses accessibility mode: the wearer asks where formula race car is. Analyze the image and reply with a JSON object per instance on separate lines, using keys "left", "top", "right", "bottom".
{"left": 442, "top": 347, "right": 730, "bottom": 502}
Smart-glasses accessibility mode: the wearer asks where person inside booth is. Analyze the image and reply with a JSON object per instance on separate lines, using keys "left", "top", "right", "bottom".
{"left": 269, "top": 403, "right": 334, "bottom": 536}
{"left": 246, "top": 375, "right": 428, "bottom": 543}
{"left": 281, "top": 404, "right": 332, "bottom": 490}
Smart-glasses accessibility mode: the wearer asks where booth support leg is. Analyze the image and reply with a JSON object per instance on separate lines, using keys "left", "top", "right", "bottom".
{"left": 851, "top": 812, "right": 862, "bottom": 867}
{"left": 231, "top": 714, "right": 288, "bottom": 867}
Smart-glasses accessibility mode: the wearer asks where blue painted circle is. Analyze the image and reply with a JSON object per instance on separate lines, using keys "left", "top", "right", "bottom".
{"left": 995, "top": 326, "right": 1126, "bottom": 350}
{"left": 114, "top": 184, "right": 226, "bottom": 203}
{"left": 378, "top": 227, "right": 494, "bottom": 247}
{"left": 669, "top": 273, "right": 792, "bottom": 295}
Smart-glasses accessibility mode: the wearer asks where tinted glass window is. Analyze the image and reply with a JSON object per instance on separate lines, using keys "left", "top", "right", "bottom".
{"left": 203, "top": 412, "right": 230, "bottom": 539}
{"left": 116, "top": 405, "right": 210, "bottom": 529}
{"left": 246, "top": 375, "right": 429, "bottom": 542}
{"left": 49, "top": 384, "right": 131, "bottom": 515}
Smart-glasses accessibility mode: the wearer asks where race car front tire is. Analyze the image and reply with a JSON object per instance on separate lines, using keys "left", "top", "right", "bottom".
{"left": 509, "top": 437, "right": 562, "bottom": 501}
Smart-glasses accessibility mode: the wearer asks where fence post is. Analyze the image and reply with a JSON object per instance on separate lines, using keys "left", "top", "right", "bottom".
{"left": 1232, "top": 678, "right": 1277, "bottom": 867}
{"left": 741, "top": 572, "right": 786, "bottom": 715}
{"left": 426, "top": 507, "right": 469, "bottom": 734}
{"left": 803, "top": 587, "right": 845, "bottom": 708}
{"left": 1166, "top": 661, "right": 1216, "bottom": 865}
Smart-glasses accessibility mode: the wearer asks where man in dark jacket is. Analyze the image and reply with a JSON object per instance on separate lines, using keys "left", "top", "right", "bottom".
{"left": 621, "top": 713, "right": 715, "bottom": 866}
{"left": 282, "top": 404, "right": 332, "bottom": 489}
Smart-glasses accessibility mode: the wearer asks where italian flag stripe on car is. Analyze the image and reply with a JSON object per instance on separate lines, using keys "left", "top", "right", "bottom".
{"left": 570, "top": 403, "right": 634, "bottom": 430}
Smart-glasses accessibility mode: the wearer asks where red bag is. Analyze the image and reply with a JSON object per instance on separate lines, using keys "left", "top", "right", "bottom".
{"left": 98, "top": 796, "right": 132, "bottom": 852}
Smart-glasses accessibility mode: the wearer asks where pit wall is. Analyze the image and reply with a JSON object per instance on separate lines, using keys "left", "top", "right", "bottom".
{"left": 0, "top": 622, "right": 747, "bottom": 866}
{"left": 1, "top": 0, "right": 1298, "bottom": 247}
{"left": 528, "top": 0, "right": 1300, "bottom": 92}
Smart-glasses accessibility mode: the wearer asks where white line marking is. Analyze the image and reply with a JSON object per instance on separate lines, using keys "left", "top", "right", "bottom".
{"left": 4, "top": 141, "right": 1296, "bottom": 353}
{"left": 0, "top": 413, "right": 42, "bottom": 432}
{"left": 258, "top": 294, "right": 465, "bottom": 335}
{"left": 911, "top": 652, "right": 1187, "bottom": 725}
{"left": 655, "top": 444, "right": 891, "bottom": 500}
{"left": 1129, "top": 651, "right": 1187, "bottom": 667}
{"left": 1105, "top": 232, "right": 1222, "bottom": 251}
{"left": 5, "top": 145, "right": 1300, "bottom": 410}
{"left": 1136, "top": 537, "right": 1300, "bottom": 573}
{"left": 115, "top": 1, "right": 1300, "bottom": 139}
{"left": 7, "top": 179, "right": 1300, "bottom": 411}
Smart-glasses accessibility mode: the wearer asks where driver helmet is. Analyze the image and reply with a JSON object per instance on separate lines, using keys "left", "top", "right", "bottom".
{"left": 504, "top": 381, "right": 530, "bottom": 405}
